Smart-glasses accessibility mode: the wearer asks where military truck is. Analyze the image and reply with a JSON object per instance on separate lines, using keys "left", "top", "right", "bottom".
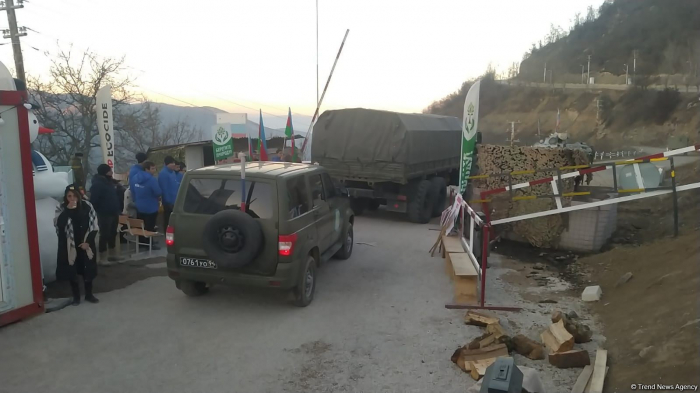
{"left": 311, "top": 108, "right": 462, "bottom": 224}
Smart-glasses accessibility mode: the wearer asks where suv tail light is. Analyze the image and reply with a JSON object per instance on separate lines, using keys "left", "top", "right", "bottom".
{"left": 278, "top": 234, "right": 298, "bottom": 256}
{"left": 166, "top": 225, "right": 175, "bottom": 247}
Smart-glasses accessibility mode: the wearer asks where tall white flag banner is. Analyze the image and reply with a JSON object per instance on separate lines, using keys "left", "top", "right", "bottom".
{"left": 459, "top": 80, "right": 480, "bottom": 195}
{"left": 96, "top": 86, "right": 115, "bottom": 168}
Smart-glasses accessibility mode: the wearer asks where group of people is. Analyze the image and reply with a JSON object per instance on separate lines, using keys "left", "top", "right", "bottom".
{"left": 128, "top": 153, "right": 186, "bottom": 248}
{"left": 53, "top": 152, "right": 186, "bottom": 306}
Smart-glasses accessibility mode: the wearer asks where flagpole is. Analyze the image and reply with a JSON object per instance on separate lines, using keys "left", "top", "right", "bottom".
{"left": 316, "top": 0, "right": 319, "bottom": 106}
{"left": 301, "top": 28, "right": 350, "bottom": 160}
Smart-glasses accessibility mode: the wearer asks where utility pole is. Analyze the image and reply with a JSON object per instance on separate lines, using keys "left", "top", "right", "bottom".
{"left": 595, "top": 98, "right": 603, "bottom": 124}
{"left": 587, "top": 54, "right": 592, "bottom": 85}
{"left": 633, "top": 50, "right": 638, "bottom": 84}
{"left": 1, "top": 0, "right": 27, "bottom": 82}
{"left": 506, "top": 121, "right": 521, "bottom": 146}
{"left": 543, "top": 62, "right": 547, "bottom": 83}
{"left": 580, "top": 65, "right": 585, "bottom": 84}
{"left": 624, "top": 64, "right": 629, "bottom": 85}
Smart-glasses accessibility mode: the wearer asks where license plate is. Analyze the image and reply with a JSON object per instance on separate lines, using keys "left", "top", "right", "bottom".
{"left": 180, "top": 257, "right": 217, "bottom": 269}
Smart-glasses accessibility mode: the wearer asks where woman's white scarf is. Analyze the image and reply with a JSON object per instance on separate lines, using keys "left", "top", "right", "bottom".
{"left": 54, "top": 200, "right": 99, "bottom": 265}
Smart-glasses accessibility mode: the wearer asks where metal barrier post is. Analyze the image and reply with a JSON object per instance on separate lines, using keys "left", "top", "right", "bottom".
{"left": 670, "top": 157, "right": 679, "bottom": 237}
{"left": 480, "top": 224, "right": 489, "bottom": 307}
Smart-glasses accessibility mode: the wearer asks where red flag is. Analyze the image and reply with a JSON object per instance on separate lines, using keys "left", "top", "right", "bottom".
{"left": 248, "top": 135, "right": 253, "bottom": 160}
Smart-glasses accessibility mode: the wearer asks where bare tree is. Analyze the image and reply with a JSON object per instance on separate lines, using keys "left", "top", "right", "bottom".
{"left": 28, "top": 46, "right": 134, "bottom": 175}
{"left": 116, "top": 102, "right": 201, "bottom": 165}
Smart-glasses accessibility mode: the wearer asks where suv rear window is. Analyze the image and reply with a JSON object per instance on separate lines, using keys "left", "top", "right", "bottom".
{"left": 182, "top": 178, "right": 273, "bottom": 219}
{"left": 285, "top": 175, "right": 310, "bottom": 219}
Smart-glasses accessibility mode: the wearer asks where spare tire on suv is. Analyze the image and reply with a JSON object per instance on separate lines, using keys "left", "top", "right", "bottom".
{"left": 202, "top": 210, "right": 263, "bottom": 268}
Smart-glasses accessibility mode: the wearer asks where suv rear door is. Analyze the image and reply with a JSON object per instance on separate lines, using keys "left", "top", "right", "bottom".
{"left": 171, "top": 174, "right": 279, "bottom": 276}
{"left": 307, "top": 172, "right": 334, "bottom": 253}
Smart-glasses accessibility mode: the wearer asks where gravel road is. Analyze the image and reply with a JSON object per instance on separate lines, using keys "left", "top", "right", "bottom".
{"left": 0, "top": 211, "right": 597, "bottom": 393}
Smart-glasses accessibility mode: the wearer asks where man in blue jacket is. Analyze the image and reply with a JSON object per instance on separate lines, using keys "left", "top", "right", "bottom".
{"left": 133, "top": 161, "right": 162, "bottom": 250}
{"left": 90, "top": 164, "right": 124, "bottom": 263}
{"left": 158, "top": 156, "right": 180, "bottom": 229}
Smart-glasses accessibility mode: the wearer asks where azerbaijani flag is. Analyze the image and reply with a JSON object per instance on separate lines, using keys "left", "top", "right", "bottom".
{"left": 285, "top": 107, "right": 296, "bottom": 162}
{"left": 258, "top": 110, "right": 269, "bottom": 161}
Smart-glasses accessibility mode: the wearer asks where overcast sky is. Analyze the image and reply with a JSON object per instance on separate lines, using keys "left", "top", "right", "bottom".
{"left": 2, "top": 0, "right": 602, "bottom": 128}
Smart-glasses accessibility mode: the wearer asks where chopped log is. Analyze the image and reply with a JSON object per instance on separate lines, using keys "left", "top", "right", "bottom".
{"left": 551, "top": 310, "right": 592, "bottom": 343}
{"left": 464, "top": 311, "right": 500, "bottom": 327}
{"left": 468, "top": 358, "right": 498, "bottom": 381}
{"left": 452, "top": 344, "right": 509, "bottom": 373}
{"left": 486, "top": 323, "right": 507, "bottom": 339}
{"left": 548, "top": 349, "right": 591, "bottom": 368}
{"left": 512, "top": 334, "right": 545, "bottom": 360}
{"left": 541, "top": 320, "right": 575, "bottom": 353}
{"left": 467, "top": 332, "right": 492, "bottom": 350}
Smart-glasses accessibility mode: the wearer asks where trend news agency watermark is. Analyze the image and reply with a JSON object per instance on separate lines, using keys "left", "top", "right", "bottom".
{"left": 631, "top": 384, "right": 698, "bottom": 391}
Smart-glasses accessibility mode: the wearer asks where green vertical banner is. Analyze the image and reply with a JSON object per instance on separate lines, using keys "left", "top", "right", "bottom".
{"left": 212, "top": 124, "right": 234, "bottom": 161}
{"left": 459, "top": 80, "right": 481, "bottom": 195}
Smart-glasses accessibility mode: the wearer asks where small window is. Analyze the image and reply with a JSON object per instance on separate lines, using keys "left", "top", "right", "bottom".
{"left": 309, "top": 174, "right": 325, "bottom": 208}
{"left": 286, "top": 176, "right": 310, "bottom": 219}
{"left": 182, "top": 178, "right": 273, "bottom": 219}
{"left": 321, "top": 173, "right": 336, "bottom": 199}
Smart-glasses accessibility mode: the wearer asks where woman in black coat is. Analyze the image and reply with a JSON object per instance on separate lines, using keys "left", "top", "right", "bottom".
{"left": 54, "top": 184, "right": 100, "bottom": 305}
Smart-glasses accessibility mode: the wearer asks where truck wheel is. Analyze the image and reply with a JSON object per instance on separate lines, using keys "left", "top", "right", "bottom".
{"left": 293, "top": 254, "right": 317, "bottom": 307}
{"left": 431, "top": 177, "right": 447, "bottom": 217}
{"left": 407, "top": 179, "right": 436, "bottom": 224}
{"left": 178, "top": 280, "right": 209, "bottom": 297}
{"left": 350, "top": 198, "right": 368, "bottom": 216}
{"left": 367, "top": 200, "right": 381, "bottom": 211}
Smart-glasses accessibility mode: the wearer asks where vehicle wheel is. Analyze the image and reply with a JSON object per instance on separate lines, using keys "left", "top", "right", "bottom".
{"left": 350, "top": 197, "right": 368, "bottom": 216}
{"left": 293, "top": 254, "right": 317, "bottom": 307}
{"left": 407, "top": 179, "right": 436, "bottom": 224}
{"left": 334, "top": 223, "right": 353, "bottom": 260}
{"left": 431, "top": 177, "right": 447, "bottom": 217}
{"left": 367, "top": 200, "right": 381, "bottom": 211}
{"left": 178, "top": 280, "right": 209, "bottom": 297}
{"left": 202, "top": 210, "right": 263, "bottom": 268}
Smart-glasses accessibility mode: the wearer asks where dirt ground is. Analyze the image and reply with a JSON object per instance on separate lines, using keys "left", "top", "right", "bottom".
{"left": 44, "top": 256, "right": 166, "bottom": 299}
{"left": 572, "top": 160, "right": 700, "bottom": 390}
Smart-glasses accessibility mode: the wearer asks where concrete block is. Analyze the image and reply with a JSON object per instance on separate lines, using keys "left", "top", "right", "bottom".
{"left": 582, "top": 286, "right": 602, "bottom": 302}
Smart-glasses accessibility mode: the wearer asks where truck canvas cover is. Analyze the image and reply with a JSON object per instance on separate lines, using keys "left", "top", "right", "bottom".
{"left": 311, "top": 108, "right": 461, "bottom": 183}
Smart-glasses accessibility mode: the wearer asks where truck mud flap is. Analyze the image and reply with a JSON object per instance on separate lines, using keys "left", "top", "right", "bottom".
{"left": 385, "top": 200, "right": 408, "bottom": 213}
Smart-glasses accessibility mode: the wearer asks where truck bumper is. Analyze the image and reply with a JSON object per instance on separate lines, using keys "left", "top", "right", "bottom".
{"left": 166, "top": 253, "right": 301, "bottom": 290}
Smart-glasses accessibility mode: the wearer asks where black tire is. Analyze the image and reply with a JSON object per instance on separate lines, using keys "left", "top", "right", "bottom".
{"left": 334, "top": 223, "right": 353, "bottom": 260}
{"left": 431, "top": 177, "right": 447, "bottom": 217}
{"left": 350, "top": 197, "right": 368, "bottom": 216}
{"left": 202, "top": 210, "right": 263, "bottom": 269}
{"left": 178, "top": 280, "right": 209, "bottom": 297}
{"left": 407, "top": 179, "right": 436, "bottom": 224}
{"left": 367, "top": 200, "right": 381, "bottom": 211}
{"left": 293, "top": 254, "right": 317, "bottom": 307}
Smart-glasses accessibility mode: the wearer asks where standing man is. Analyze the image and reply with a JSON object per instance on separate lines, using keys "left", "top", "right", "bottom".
{"left": 133, "top": 161, "right": 162, "bottom": 250}
{"left": 158, "top": 156, "right": 180, "bottom": 230}
{"left": 129, "top": 152, "right": 148, "bottom": 192}
{"left": 271, "top": 149, "right": 283, "bottom": 162}
{"left": 90, "top": 164, "right": 123, "bottom": 263}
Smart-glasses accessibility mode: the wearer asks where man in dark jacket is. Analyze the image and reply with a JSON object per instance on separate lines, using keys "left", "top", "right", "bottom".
{"left": 133, "top": 161, "right": 162, "bottom": 250}
{"left": 90, "top": 164, "right": 123, "bottom": 263}
{"left": 158, "top": 156, "right": 180, "bottom": 229}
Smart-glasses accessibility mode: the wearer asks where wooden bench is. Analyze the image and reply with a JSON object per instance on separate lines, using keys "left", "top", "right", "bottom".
{"left": 442, "top": 234, "right": 465, "bottom": 279}
{"left": 449, "top": 252, "right": 479, "bottom": 304}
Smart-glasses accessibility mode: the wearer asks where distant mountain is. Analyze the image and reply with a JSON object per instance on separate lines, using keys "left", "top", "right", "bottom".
{"left": 131, "top": 102, "right": 307, "bottom": 141}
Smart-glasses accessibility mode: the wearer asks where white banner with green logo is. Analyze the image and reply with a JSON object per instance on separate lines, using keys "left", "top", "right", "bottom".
{"left": 459, "top": 80, "right": 480, "bottom": 195}
{"left": 212, "top": 124, "right": 234, "bottom": 161}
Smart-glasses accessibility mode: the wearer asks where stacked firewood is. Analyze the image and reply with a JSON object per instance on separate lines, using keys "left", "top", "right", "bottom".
{"left": 472, "top": 145, "right": 591, "bottom": 248}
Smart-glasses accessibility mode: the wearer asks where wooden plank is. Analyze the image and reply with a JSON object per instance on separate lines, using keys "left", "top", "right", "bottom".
{"left": 571, "top": 365, "right": 593, "bottom": 393}
{"left": 450, "top": 253, "right": 478, "bottom": 276}
{"left": 442, "top": 234, "right": 464, "bottom": 253}
{"left": 584, "top": 367, "right": 608, "bottom": 393}
{"left": 588, "top": 349, "right": 608, "bottom": 393}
